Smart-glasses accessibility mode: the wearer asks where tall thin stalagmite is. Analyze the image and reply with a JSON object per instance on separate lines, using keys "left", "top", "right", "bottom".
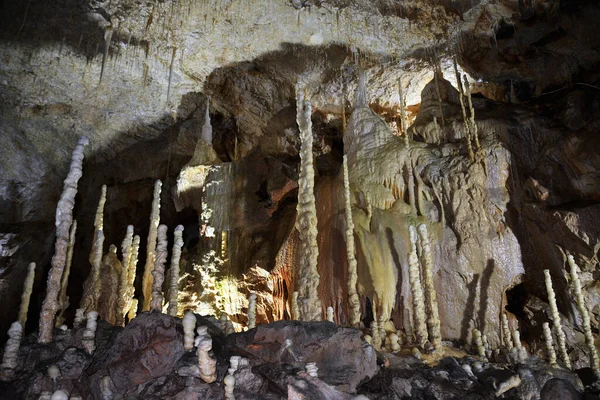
{"left": 567, "top": 255, "right": 600, "bottom": 375}
{"left": 417, "top": 224, "right": 441, "bottom": 348}
{"left": 39, "top": 136, "right": 88, "bottom": 343}
{"left": 408, "top": 225, "right": 427, "bottom": 346}
{"left": 150, "top": 225, "right": 168, "bottom": 312}
{"left": 168, "top": 225, "right": 184, "bottom": 317}
{"left": 116, "top": 225, "right": 134, "bottom": 326}
{"left": 142, "top": 180, "right": 162, "bottom": 311}
{"left": 125, "top": 235, "right": 141, "bottom": 319}
{"left": 18, "top": 262, "right": 36, "bottom": 328}
{"left": 544, "top": 269, "right": 571, "bottom": 368}
{"left": 453, "top": 58, "right": 474, "bottom": 161}
{"left": 295, "top": 88, "right": 322, "bottom": 321}
{"left": 462, "top": 75, "right": 481, "bottom": 151}
{"left": 56, "top": 220, "right": 76, "bottom": 326}
{"left": 342, "top": 156, "right": 361, "bottom": 327}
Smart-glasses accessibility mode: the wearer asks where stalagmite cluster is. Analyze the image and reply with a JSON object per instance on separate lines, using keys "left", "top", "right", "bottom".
{"left": 342, "top": 155, "right": 361, "bottom": 327}
{"left": 18, "top": 262, "right": 36, "bottom": 328}
{"left": 544, "top": 269, "right": 571, "bottom": 368}
{"left": 248, "top": 293, "right": 257, "bottom": 329}
{"left": 39, "top": 136, "right": 89, "bottom": 343}
{"left": 125, "top": 235, "right": 141, "bottom": 320}
{"left": 196, "top": 326, "right": 217, "bottom": 383}
{"left": 82, "top": 311, "right": 98, "bottom": 355}
{"left": 542, "top": 322, "right": 558, "bottom": 367}
{"left": 116, "top": 225, "right": 134, "bottom": 326}
{"left": 0, "top": 322, "right": 23, "bottom": 381}
{"left": 462, "top": 76, "right": 481, "bottom": 151}
{"left": 295, "top": 89, "right": 322, "bottom": 322}
{"left": 142, "top": 179, "right": 162, "bottom": 311}
{"left": 150, "top": 224, "right": 168, "bottom": 312}
{"left": 408, "top": 225, "right": 427, "bottom": 346}
{"left": 168, "top": 225, "right": 184, "bottom": 317}
{"left": 57, "top": 220, "right": 76, "bottom": 327}
{"left": 567, "top": 255, "right": 599, "bottom": 374}
{"left": 417, "top": 224, "right": 441, "bottom": 348}
{"left": 472, "top": 329, "right": 486, "bottom": 360}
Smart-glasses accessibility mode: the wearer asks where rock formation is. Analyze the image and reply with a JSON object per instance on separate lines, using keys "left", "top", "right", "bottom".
{"left": 142, "top": 180, "right": 162, "bottom": 311}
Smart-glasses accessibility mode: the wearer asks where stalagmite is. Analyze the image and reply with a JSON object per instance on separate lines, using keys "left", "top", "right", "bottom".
{"left": 50, "top": 390, "right": 69, "bottom": 400}
{"left": 183, "top": 311, "right": 196, "bottom": 351}
{"left": 417, "top": 224, "right": 441, "bottom": 348}
{"left": 543, "top": 322, "right": 558, "bottom": 367}
{"left": 295, "top": 88, "right": 322, "bottom": 321}
{"left": 342, "top": 155, "right": 361, "bottom": 327}
{"left": 389, "top": 333, "right": 401, "bottom": 352}
{"left": 305, "top": 362, "right": 318, "bottom": 378}
{"left": 127, "top": 299, "right": 138, "bottom": 322}
{"left": 196, "top": 326, "right": 217, "bottom": 383}
{"left": 462, "top": 75, "right": 481, "bottom": 151}
{"left": 248, "top": 293, "right": 257, "bottom": 329}
{"left": 397, "top": 78, "right": 409, "bottom": 147}
{"left": 473, "top": 329, "right": 486, "bottom": 360}
{"left": 116, "top": 225, "right": 134, "bottom": 326}
{"left": 168, "top": 225, "right": 184, "bottom": 317}
{"left": 224, "top": 371, "right": 235, "bottom": 400}
{"left": 406, "top": 161, "right": 417, "bottom": 214}
{"left": 408, "top": 225, "right": 427, "bottom": 346}
{"left": 326, "top": 306, "right": 334, "bottom": 322}
{"left": 511, "top": 328, "right": 527, "bottom": 362}
{"left": 82, "top": 311, "right": 98, "bottom": 355}
{"left": 495, "top": 375, "right": 521, "bottom": 397}
{"left": 100, "top": 376, "right": 113, "bottom": 400}
{"left": 292, "top": 291, "right": 300, "bottom": 320}
{"left": 125, "top": 235, "right": 140, "bottom": 319}
{"left": 48, "top": 364, "right": 60, "bottom": 384}
{"left": 544, "top": 269, "right": 571, "bottom": 368}
{"left": 39, "top": 136, "right": 89, "bottom": 343}
{"left": 142, "top": 180, "right": 162, "bottom": 311}
{"left": 0, "top": 322, "right": 23, "bottom": 381}
{"left": 18, "top": 262, "right": 36, "bottom": 327}
{"left": 150, "top": 224, "right": 168, "bottom": 312}
{"left": 57, "top": 220, "right": 76, "bottom": 327}
{"left": 73, "top": 308, "right": 85, "bottom": 329}
{"left": 567, "top": 255, "right": 600, "bottom": 374}
{"left": 501, "top": 312, "right": 514, "bottom": 349}
{"left": 81, "top": 185, "right": 107, "bottom": 312}
{"left": 453, "top": 58, "right": 474, "bottom": 161}
{"left": 370, "top": 320, "right": 381, "bottom": 350}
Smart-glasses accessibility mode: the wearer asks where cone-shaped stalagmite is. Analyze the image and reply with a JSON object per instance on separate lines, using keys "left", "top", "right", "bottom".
{"left": 342, "top": 156, "right": 361, "bottom": 327}
{"left": 150, "top": 225, "right": 168, "bottom": 312}
{"left": 168, "top": 225, "right": 184, "bottom": 317}
{"left": 18, "top": 262, "right": 36, "bottom": 328}
{"left": 39, "top": 137, "right": 89, "bottom": 343}
{"left": 116, "top": 225, "right": 134, "bottom": 326}
{"left": 0, "top": 322, "right": 23, "bottom": 381}
{"left": 142, "top": 180, "right": 162, "bottom": 311}
{"left": 295, "top": 88, "right": 322, "bottom": 321}
{"left": 544, "top": 269, "right": 571, "bottom": 368}
{"left": 56, "top": 220, "right": 76, "bottom": 327}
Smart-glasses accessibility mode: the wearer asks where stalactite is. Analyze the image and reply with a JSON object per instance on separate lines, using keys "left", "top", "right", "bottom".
{"left": 56, "top": 220, "right": 76, "bottom": 327}
{"left": 150, "top": 225, "right": 168, "bottom": 312}
{"left": 0, "top": 322, "right": 22, "bottom": 381}
{"left": 39, "top": 137, "right": 89, "bottom": 343}
{"left": 248, "top": 293, "right": 257, "bottom": 329}
{"left": 116, "top": 225, "right": 134, "bottom": 326}
{"left": 342, "top": 155, "right": 361, "bottom": 327}
{"left": 295, "top": 88, "right": 322, "bottom": 322}
{"left": 543, "top": 322, "right": 558, "bottom": 367}
{"left": 82, "top": 311, "right": 98, "bottom": 354}
{"left": 544, "top": 269, "right": 571, "bottom": 368}
{"left": 408, "top": 225, "right": 427, "bottom": 347}
{"left": 196, "top": 326, "right": 217, "bottom": 383}
{"left": 567, "top": 255, "right": 600, "bottom": 375}
{"left": 201, "top": 97, "right": 212, "bottom": 144}
{"left": 417, "top": 224, "right": 441, "bottom": 349}
{"left": 166, "top": 46, "right": 177, "bottom": 105}
{"left": 462, "top": 75, "right": 481, "bottom": 151}
{"left": 433, "top": 65, "right": 445, "bottom": 127}
{"left": 142, "top": 180, "right": 162, "bottom": 311}
{"left": 168, "top": 225, "right": 184, "bottom": 317}
{"left": 81, "top": 185, "right": 107, "bottom": 312}
{"left": 355, "top": 68, "right": 367, "bottom": 108}
{"left": 501, "top": 312, "right": 514, "bottom": 350}
{"left": 18, "top": 262, "right": 36, "bottom": 328}
{"left": 99, "top": 25, "right": 113, "bottom": 85}
{"left": 453, "top": 58, "right": 474, "bottom": 161}
{"left": 183, "top": 311, "right": 197, "bottom": 351}
{"left": 397, "top": 78, "right": 409, "bottom": 147}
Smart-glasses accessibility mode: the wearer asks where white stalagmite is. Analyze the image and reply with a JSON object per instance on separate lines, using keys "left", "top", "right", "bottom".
{"left": 0, "top": 322, "right": 23, "bottom": 381}
{"left": 142, "top": 180, "right": 162, "bottom": 311}
{"left": 453, "top": 59, "right": 474, "bottom": 161}
{"left": 127, "top": 299, "right": 138, "bottom": 322}
{"left": 408, "top": 225, "right": 427, "bottom": 346}
{"left": 125, "top": 235, "right": 140, "bottom": 320}
{"left": 183, "top": 311, "right": 197, "bottom": 351}
{"left": 295, "top": 88, "right": 322, "bottom": 321}
{"left": 150, "top": 225, "right": 168, "bottom": 312}
{"left": 57, "top": 220, "right": 76, "bottom": 327}
{"left": 473, "top": 329, "right": 486, "bottom": 360}
{"left": 248, "top": 293, "right": 257, "bottom": 329}
{"left": 462, "top": 75, "right": 481, "bottom": 151}
{"left": 512, "top": 327, "right": 527, "bottom": 362}
{"left": 501, "top": 312, "right": 514, "bottom": 349}
{"left": 326, "top": 306, "right": 334, "bottom": 322}
{"left": 417, "top": 224, "right": 441, "bottom": 348}
{"left": 305, "top": 362, "right": 318, "bottom": 378}
{"left": 82, "top": 311, "right": 98, "bottom": 355}
{"left": 39, "top": 136, "right": 89, "bottom": 343}
{"left": 224, "top": 372, "right": 235, "bottom": 400}
{"left": 116, "top": 225, "right": 134, "bottom": 326}
{"left": 73, "top": 308, "right": 85, "bottom": 329}
{"left": 50, "top": 390, "right": 69, "bottom": 400}
{"left": 82, "top": 185, "right": 107, "bottom": 311}
{"left": 196, "top": 326, "right": 217, "bottom": 383}
{"left": 495, "top": 375, "right": 521, "bottom": 397}
{"left": 342, "top": 155, "right": 361, "bottom": 327}
{"left": 19, "top": 262, "right": 36, "bottom": 328}
{"left": 544, "top": 269, "right": 571, "bottom": 368}
{"left": 168, "top": 225, "right": 184, "bottom": 317}
{"left": 542, "top": 322, "right": 558, "bottom": 367}
{"left": 567, "top": 255, "right": 600, "bottom": 374}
